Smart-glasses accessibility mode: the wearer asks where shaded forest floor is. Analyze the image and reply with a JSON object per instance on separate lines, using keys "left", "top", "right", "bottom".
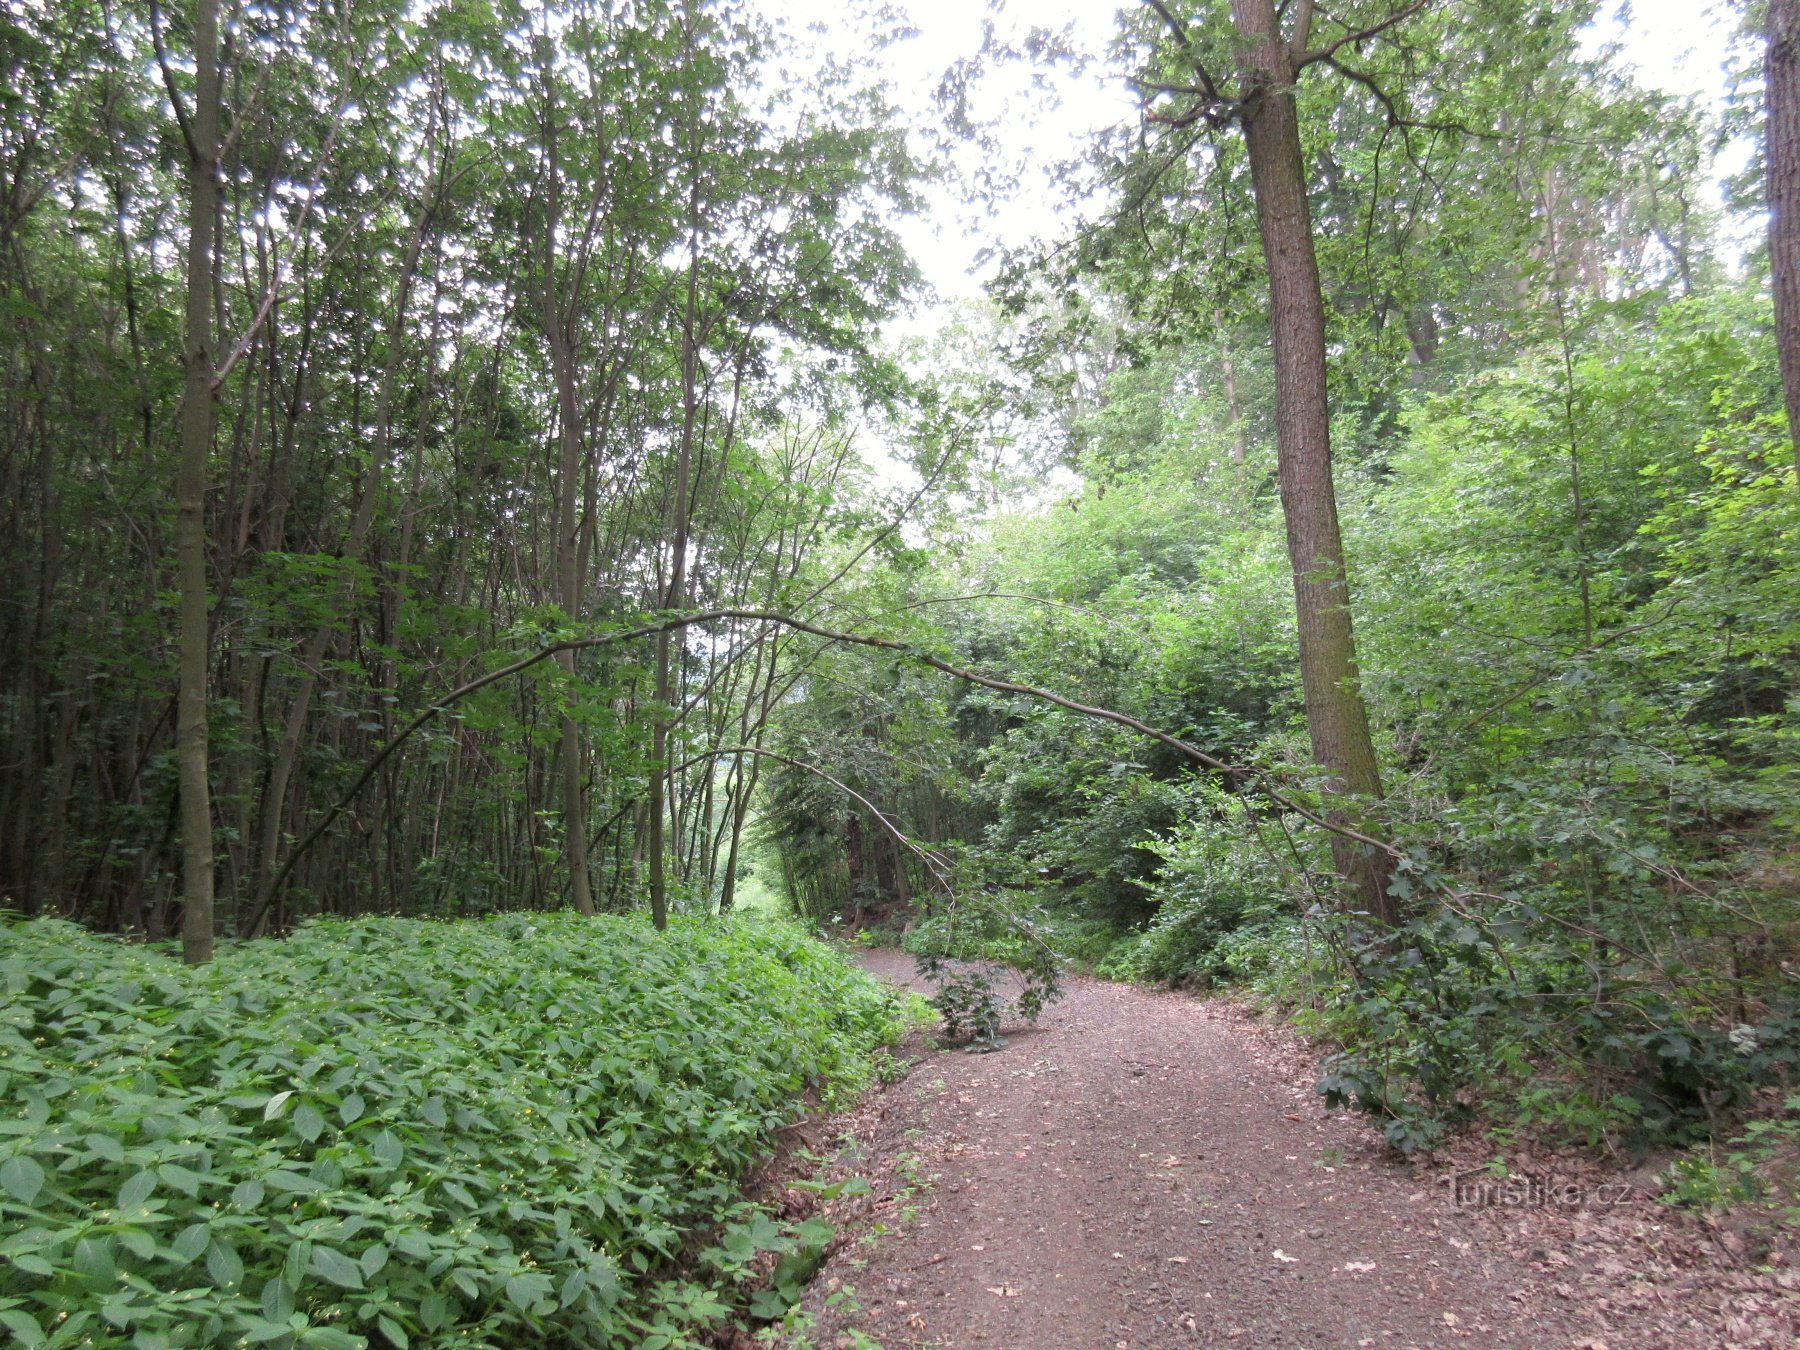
{"left": 770, "top": 951, "right": 1798, "bottom": 1348}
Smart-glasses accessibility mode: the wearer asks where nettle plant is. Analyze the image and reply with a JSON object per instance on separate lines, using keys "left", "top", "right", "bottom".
{"left": 904, "top": 891, "right": 1064, "bottom": 1051}
{"left": 0, "top": 913, "right": 904, "bottom": 1348}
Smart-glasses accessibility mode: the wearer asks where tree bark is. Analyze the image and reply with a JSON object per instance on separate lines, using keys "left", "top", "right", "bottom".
{"left": 1230, "top": 0, "right": 1394, "bottom": 923}
{"left": 177, "top": 0, "right": 222, "bottom": 964}
{"left": 1769, "top": 0, "right": 1800, "bottom": 494}
{"left": 539, "top": 62, "right": 597, "bottom": 918}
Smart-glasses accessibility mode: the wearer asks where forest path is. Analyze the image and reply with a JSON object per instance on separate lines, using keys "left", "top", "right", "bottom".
{"left": 783, "top": 949, "right": 1757, "bottom": 1349}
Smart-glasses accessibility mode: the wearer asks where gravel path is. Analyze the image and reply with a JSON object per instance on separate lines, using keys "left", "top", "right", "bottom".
{"left": 782, "top": 951, "right": 1796, "bottom": 1349}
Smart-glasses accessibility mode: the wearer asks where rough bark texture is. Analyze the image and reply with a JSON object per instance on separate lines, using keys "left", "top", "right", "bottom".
{"left": 1231, "top": 0, "right": 1393, "bottom": 923}
{"left": 177, "top": 0, "right": 221, "bottom": 964}
{"left": 1770, "top": 0, "right": 1800, "bottom": 493}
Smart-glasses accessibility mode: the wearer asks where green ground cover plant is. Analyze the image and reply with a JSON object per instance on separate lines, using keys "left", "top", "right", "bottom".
{"left": 0, "top": 913, "right": 905, "bottom": 1348}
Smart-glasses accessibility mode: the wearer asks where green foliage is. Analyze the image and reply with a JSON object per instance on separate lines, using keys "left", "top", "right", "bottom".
{"left": 902, "top": 893, "right": 1065, "bottom": 1050}
{"left": 0, "top": 914, "right": 903, "bottom": 1347}
{"left": 1096, "top": 791, "right": 1296, "bottom": 987}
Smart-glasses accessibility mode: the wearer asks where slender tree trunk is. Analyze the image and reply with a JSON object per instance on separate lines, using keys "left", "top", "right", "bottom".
{"left": 538, "top": 63, "right": 596, "bottom": 918}
{"left": 1769, "top": 0, "right": 1800, "bottom": 494}
{"left": 177, "top": 0, "right": 223, "bottom": 963}
{"left": 1231, "top": 0, "right": 1393, "bottom": 924}
{"left": 648, "top": 75, "right": 705, "bottom": 932}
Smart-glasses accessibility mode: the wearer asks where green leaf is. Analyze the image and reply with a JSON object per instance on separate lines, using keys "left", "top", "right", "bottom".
{"left": 0, "top": 1310, "right": 45, "bottom": 1347}
{"left": 505, "top": 1271, "right": 553, "bottom": 1312}
{"left": 310, "top": 1246, "right": 366, "bottom": 1290}
{"left": 339, "top": 1094, "right": 367, "bottom": 1126}
{"left": 293, "top": 1102, "right": 326, "bottom": 1144}
{"left": 417, "top": 1292, "right": 450, "bottom": 1332}
{"left": 157, "top": 1163, "right": 203, "bottom": 1196}
{"left": 298, "top": 1329, "right": 365, "bottom": 1349}
{"left": 263, "top": 1091, "right": 296, "bottom": 1122}
{"left": 172, "top": 1223, "right": 210, "bottom": 1263}
{"left": 236, "top": 1315, "right": 298, "bottom": 1344}
{"left": 87, "top": 1134, "right": 126, "bottom": 1164}
{"left": 420, "top": 1098, "right": 447, "bottom": 1129}
{"left": 369, "top": 1130, "right": 403, "bottom": 1170}
{"left": 118, "top": 1227, "right": 156, "bottom": 1261}
{"left": 1, "top": 1155, "right": 45, "bottom": 1205}
{"left": 358, "top": 1243, "right": 389, "bottom": 1279}
{"left": 376, "top": 1313, "right": 408, "bottom": 1348}
{"left": 260, "top": 1276, "right": 296, "bottom": 1322}
{"left": 265, "top": 1169, "right": 325, "bottom": 1194}
{"left": 116, "top": 1171, "right": 156, "bottom": 1209}
{"left": 208, "top": 1239, "right": 245, "bottom": 1291}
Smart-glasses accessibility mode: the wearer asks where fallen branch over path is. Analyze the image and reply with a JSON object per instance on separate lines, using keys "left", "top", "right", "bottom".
{"left": 250, "top": 609, "right": 1400, "bottom": 932}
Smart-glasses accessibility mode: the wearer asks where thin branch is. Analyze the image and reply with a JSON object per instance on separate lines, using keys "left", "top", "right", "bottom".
{"left": 1143, "top": 0, "right": 1226, "bottom": 105}
{"left": 249, "top": 607, "right": 1405, "bottom": 931}
{"left": 148, "top": 0, "right": 198, "bottom": 161}
{"left": 1297, "top": 0, "right": 1431, "bottom": 68}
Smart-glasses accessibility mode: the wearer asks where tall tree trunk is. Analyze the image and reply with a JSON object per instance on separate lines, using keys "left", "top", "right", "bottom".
{"left": 539, "top": 61, "right": 596, "bottom": 918}
{"left": 177, "top": 0, "right": 222, "bottom": 963}
{"left": 1769, "top": 0, "right": 1800, "bottom": 494}
{"left": 1231, "top": 0, "right": 1394, "bottom": 924}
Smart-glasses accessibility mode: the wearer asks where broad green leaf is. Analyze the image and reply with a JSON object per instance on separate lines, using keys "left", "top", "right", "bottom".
{"left": 172, "top": 1223, "right": 210, "bottom": 1263}
{"left": 208, "top": 1239, "right": 245, "bottom": 1290}
{"left": 310, "top": 1246, "right": 365, "bottom": 1289}
{"left": 116, "top": 1171, "right": 156, "bottom": 1209}
{"left": 1, "top": 1155, "right": 45, "bottom": 1205}
{"left": 417, "top": 1292, "right": 450, "bottom": 1332}
{"left": 0, "top": 1310, "right": 45, "bottom": 1347}
{"left": 292, "top": 1103, "right": 326, "bottom": 1144}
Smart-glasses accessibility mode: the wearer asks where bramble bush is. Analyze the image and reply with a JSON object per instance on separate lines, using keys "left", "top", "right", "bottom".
{"left": 0, "top": 913, "right": 904, "bottom": 1348}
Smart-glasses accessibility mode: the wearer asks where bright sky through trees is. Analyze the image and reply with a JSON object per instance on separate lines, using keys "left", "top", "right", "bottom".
{"left": 760, "top": 0, "right": 1749, "bottom": 306}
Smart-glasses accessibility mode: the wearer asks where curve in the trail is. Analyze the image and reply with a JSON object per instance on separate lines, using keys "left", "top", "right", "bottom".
{"left": 790, "top": 950, "right": 1697, "bottom": 1349}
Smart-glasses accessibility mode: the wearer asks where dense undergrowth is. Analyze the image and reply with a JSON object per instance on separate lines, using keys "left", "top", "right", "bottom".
{"left": 0, "top": 913, "right": 904, "bottom": 1348}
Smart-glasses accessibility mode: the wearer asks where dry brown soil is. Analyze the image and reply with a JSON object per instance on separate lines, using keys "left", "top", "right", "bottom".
{"left": 777, "top": 950, "right": 1799, "bottom": 1350}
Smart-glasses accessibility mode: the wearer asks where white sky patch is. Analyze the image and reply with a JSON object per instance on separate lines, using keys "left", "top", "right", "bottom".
{"left": 749, "top": 0, "right": 1755, "bottom": 510}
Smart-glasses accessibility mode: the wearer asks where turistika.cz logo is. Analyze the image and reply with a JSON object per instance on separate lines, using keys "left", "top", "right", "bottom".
{"left": 1445, "top": 1167, "right": 1634, "bottom": 1209}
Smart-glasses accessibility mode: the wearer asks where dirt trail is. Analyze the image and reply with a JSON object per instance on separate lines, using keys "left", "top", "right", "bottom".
{"left": 786, "top": 951, "right": 1796, "bottom": 1349}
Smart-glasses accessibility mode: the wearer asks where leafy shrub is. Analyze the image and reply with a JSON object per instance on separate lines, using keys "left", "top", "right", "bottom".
{"left": 1309, "top": 896, "right": 1800, "bottom": 1154}
{"left": 0, "top": 913, "right": 904, "bottom": 1348}
{"left": 1099, "top": 800, "right": 1292, "bottom": 987}
{"left": 901, "top": 893, "right": 1064, "bottom": 1049}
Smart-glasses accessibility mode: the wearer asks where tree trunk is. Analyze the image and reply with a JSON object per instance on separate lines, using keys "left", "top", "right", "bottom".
{"left": 177, "top": 0, "right": 222, "bottom": 964}
{"left": 1769, "top": 0, "right": 1800, "bottom": 494}
{"left": 539, "top": 65, "right": 596, "bottom": 918}
{"left": 1231, "top": 0, "right": 1394, "bottom": 923}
